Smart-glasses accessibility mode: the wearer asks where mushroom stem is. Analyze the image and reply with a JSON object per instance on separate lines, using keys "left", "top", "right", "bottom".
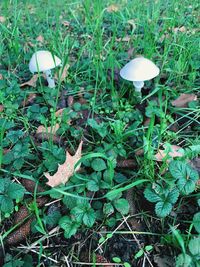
{"left": 133, "top": 81, "right": 144, "bottom": 92}
{"left": 44, "top": 69, "right": 55, "bottom": 88}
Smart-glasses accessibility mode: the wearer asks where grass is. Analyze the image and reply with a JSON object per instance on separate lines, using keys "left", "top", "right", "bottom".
{"left": 0, "top": 0, "right": 200, "bottom": 266}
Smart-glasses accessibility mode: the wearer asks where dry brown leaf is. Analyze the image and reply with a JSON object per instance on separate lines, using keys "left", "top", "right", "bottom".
{"left": 44, "top": 140, "right": 83, "bottom": 187}
{"left": 116, "top": 36, "right": 131, "bottom": 42}
{"left": 55, "top": 64, "right": 70, "bottom": 82}
{"left": 127, "top": 19, "right": 136, "bottom": 31}
{"left": 22, "top": 93, "right": 37, "bottom": 106}
{"left": 173, "top": 26, "right": 186, "bottom": 33}
{"left": 106, "top": 4, "right": 119, "bottom": 13}
{"left": 62, "top": 20, "right": 70, "bottom": 27}
{"left": 0, "top": 105, "right": 4, "bottom": 112}
{"left": 20, "top": 74, "right": 39, "bottom": 88}
{"left": 0, "top": 74, "right": 3, "bottom": 80}
{"left": 155, "top": 144, "right": 184, "bottom": 162}
{"left": 36, "top": 124, "right": 60, "bottom": 135}
{"left": 55, "top": 108, "right": 65, "bottom": 117}
{"left": 171, "top": 93, "right": 197, "bottom": 107}
{"left": 36, "top": 35, "right": 44, "bottom": 43}
{"left": 0, "top": 16, "right": 6, "bottom": 23}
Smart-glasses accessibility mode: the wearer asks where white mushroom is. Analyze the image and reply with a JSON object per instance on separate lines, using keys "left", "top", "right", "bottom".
{"left": 120, "top": 57, "right": 160, "bottom": 93}
{"left": 29, "top": 50, "right": 61, "bottom": 88}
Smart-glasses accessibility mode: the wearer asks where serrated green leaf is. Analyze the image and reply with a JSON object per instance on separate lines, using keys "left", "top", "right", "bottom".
{"left": 169, "top": 161, "right": 199, "bottom": 181}
{"left": 144, "top": 186, "right": 162, "bottom": 203}
{"left": 59, "top": 216, "right": 80, "bottom": 238}
{"left": 103, "top": 203, "right": 114, "bottom": 215}
{"left": 177, "top": 178, "right": 196, "bottom": 195}
{"left": 176, "top": 254, "right": 193, "bottom": 267}
{"left": 63, "top": 195, "right": 77, "bottom": 209}
{"left": 7, "top": 183, "right": 25, "bottom": 199}
{"left": 155, "top": 201, "right": 172, "bottom": 217}
{"left": 0, "top": 196, "right": 14, "bottom": 214}
{"left": 167, "top": 188, "right": 179, "bottom": 204}
{"left": 91, "top": 158, "right": 107, "bottom": 172}
{"left": 188, "top": 236, "right": 200, "bottom": 256}
{"left": 114, "top": 198, "right": 129, "bottom": 215}
{"left": 193, "top": 212, "right": 200, "bottom": 233}
{"left": 87, "top": 178, "right": 99, "bottom": 192}
{"left": 83, "top": 208, "right": 96, "bottom": 227}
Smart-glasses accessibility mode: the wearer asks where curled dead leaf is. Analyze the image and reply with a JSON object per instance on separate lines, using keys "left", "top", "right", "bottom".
{"left": 36, "top": 35, "right": 44, "bottom": 43}
{"left": 154, "top": 144, "right": 184, "bottom": 162}
{"left": 106, "top": 4, "right": 119, "bottom": 13}
{"left": 116, "top": 36, "right": 131, "bottom": 42}
{"left": 0, "top": 16, "right": 6, "bottom": 23}
{"left": 62, "top": 20, "right": 70, "bottom": 27}
{"left": 36, "top": 124, "right": 60, "bottom": 135}
{"left": 173, "top": 26, "right": 186, "bottom": 33}
{"left": 127, "top": 19, "right": 136, "bottom": 31}
{"left": 0, "top": 74, "right": 3, "bottom": 80}
{"left": 44, "top": 140, "right": 83, "bottom": 187}
{"left": 22, "top": 93, "right": 37, "bottom": 106}
{"left": 55, "top": 64, "right": 70, "bottom": 82}
{"left": 0, "top": 105, "right": 4, "bottom": 112}
{"left": 171, "top": 93, "right": 197, "bottom": 107}
{"left": 20, "top": 74, "right": 39, "bottom": 88}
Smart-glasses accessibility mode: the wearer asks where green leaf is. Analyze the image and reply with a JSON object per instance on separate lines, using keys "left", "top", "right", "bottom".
{"left": 135, "top": 249, "right": 144, "bottom": 259}
{"left": 0, "top": 196, "right": 14, "bottom": 214}
{"left": 59, "top": 216, "right": 80, "bottom": 238}
{"left": 45, "top": 210, "right": 61, "bottom": 228}
{"left": 91, "top": 158, "right": 107, "bottom": 172}
{"left": 155, "top": 201, "right": 172, "bottom": 217}
{"left": 193, "top": 212, "right": 200, "bottom": 233}
{"left": 188, "top": 236, "right": 200, "bottom": 256}
{"left": 103, "top": 203, "right": 114, "bottom": 215}
{"left": 112, "top": 257, "right": 121, "bottom": 263}
{"left": 144, "top": 186, "right": 162, "bottom": 203}
{"left": 114, "top": 198, "right": 129, "bottom": 215}
{"left": 63, "top": 195, "right": 77, "bottom": 209}
{"left": 7, "top": 183, "right": 25, "bottom": 199}
{"left": 170, "top": 161, "right": 198, "bottom": 180}
{"left": 83, "top": 208, "right": 96, "bottom": 227}
{"left": 87, "top": 178, "right": 100, "bottom": 192}
{"left": 176, "top": 254, "right": 193, "bottom": 267}
{"left": 167, "top": 188, "right": 179, "bottom": 204}
{"left": 177, "top": 178, "right": 197, "bottom": 195}
{"left": 0, "top": 178, "right": 11, "bottom": 193}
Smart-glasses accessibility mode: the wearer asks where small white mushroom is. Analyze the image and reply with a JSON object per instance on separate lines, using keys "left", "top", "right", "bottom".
{"left": 29, "top": 50, "right": 61, "bottom": 88}
{"left": 120, "top": 57, "right": 160, "bottom": 93}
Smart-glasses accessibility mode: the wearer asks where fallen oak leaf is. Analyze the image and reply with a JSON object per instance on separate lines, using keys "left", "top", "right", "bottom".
{"left": 171, "top": 93, "right": 197, "bottom": 107}
{"left": 154, "top": 144, "right": 184, "bottom": 162}
{"left": 44, "top": 140, "right": 83, "bottom": 187}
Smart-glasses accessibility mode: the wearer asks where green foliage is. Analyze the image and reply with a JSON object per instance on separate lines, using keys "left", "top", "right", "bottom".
{"left": 144, "top": 160, "right": 199, "bottom": 217}
{"left": 169, "top": 160, "right": 199, "bottom": 195}
{"left": 176, "top": 236, "right": 200, "bottom": 267}
{"left": 144, "top": 183, "right": 179, "bottom": 217}
{"left": 0, "top": 178, "right": 25, "bottom": 215}
{"left": 193, "top": 212, "right": 200, "bottom": 233}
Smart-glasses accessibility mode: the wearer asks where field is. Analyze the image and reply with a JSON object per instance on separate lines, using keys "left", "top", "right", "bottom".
{"left": 0, "top": 0, "right": 200, "bottom": 266}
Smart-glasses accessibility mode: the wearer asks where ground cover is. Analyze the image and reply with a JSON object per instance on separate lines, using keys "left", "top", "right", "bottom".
{"left": 0, "top": 0, "right": 199, "bottom": 266}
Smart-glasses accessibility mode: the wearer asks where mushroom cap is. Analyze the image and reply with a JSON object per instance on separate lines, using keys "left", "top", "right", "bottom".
{"left": 120, "top": 57, "right": 160, "bottom": 82}
{"left": 29, "top": 50, "right": 61, "bottom": 73}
